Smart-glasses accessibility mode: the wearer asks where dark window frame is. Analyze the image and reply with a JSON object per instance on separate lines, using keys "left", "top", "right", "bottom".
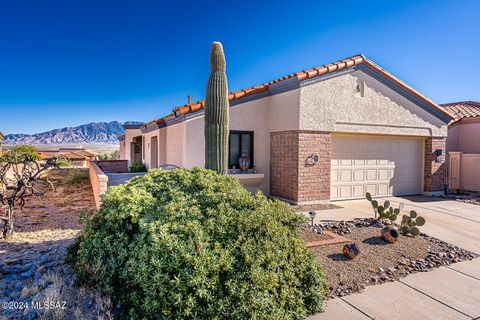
{"left": 228, "top": 130, "right": 254, "bottom": 169}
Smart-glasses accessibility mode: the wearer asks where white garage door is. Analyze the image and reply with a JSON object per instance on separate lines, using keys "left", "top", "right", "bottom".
{"left": 331, "top": 136, "right": 423, "bottom": 200}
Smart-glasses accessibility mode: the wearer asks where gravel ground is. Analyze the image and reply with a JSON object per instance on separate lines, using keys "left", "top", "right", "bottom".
{"left": 439, "top": 192, "right": 480, "bottom": 206}
{"left": 0, "top": 169, "right": 112, "bottom": 320}
{"left": 306, "top": 219, "right": 479, "bottom": 298}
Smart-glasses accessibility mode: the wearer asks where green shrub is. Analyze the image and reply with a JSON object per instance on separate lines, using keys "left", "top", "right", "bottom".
{"left": 67, "top": 168, "right": 327, "bottom": 319}
{"left": 1, "top": 145, "right": 41, "bottom": 163}
{"left": 129, "top": 160, "right": 147, "bottom": 172}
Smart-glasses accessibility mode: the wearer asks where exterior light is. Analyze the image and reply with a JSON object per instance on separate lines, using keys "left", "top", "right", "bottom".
{"left": 306, "top": 154, "right": 319, "bottom": 166}
{"left": 308, "top": 211, "right": 317, "bottom": 226}
{"left": 435, "top": 149, "right": 443, "bottom": 163}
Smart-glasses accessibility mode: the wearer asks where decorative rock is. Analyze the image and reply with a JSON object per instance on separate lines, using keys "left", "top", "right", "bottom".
{"left": 381, "top": 225, "right": 400, "bottom": 243}
{"left": 342, "top": 242, "right": 361, "bottom": 259}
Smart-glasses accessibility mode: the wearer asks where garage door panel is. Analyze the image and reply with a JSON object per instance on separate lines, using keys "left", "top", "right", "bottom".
{"left": 353, "top": 185, "right": 365, "bottom": 197}
{"left": 331, "top": 136, "right": 423, "bottom": 200}
{"left": 378, "top": 169, "right": 390, "bottom": 181}
{"left": 340, "top": 170, "right": 352, "bottom": 182}
{"left": 353, "top": 170, "right": 364, "bottom": 181}
{"left": 339, "top": 185, "right": 352, "bottom": 198}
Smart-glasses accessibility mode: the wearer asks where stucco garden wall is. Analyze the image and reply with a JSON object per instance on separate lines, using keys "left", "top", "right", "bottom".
{"left": 299, "top": 70, "right": 448, "bottom": 137}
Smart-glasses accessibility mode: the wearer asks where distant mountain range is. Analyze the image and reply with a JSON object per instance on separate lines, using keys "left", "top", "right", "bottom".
{"left": 4, "top": 121, "right": 144, "bottom": 145}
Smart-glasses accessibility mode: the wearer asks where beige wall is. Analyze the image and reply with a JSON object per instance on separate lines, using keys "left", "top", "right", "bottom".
{"left": 176, "top": 94, "right": 284, "bottom": 194}
{"left": 142, "top": 129, "right": 160, "bottom": 169}
{"left": 448, "top": 118, "right": 480, "bottom": 153}
{"left": 165, "top": 121, "right": 187, "bottom": 167}
{"left": 446, "top": 124, "right": 460, "bottom": 153}
{"left": 299, "top": 70, "right": 448, "bottom": 137}
{"left": 119, "top": 140, "right": 126, "bottom": 160}
{"left": 230, "top": 97, "right": 271, "bottom": 194}
{"left": 124, "top": 128, "right": 143, "bottom": 165}
{"left": 269, "top": 89, "right": 301, "bottom": 132}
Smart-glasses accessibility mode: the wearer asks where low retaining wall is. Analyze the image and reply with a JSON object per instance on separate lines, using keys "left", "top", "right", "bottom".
{"left": 95, "top": 160, "right": 128, "bottom": 173}
{"left": 88, "top": 160, "right": 109, "bottom": 208}
{"left": 449, "top": 152, "right": 480, "bottom": 192}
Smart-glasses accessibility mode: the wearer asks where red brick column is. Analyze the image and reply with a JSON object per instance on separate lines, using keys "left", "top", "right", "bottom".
{"left": 424, "top": 137, "right": 446, "bottom": 193}
{"left": 270, "top": 131, "right": 331, "bottom": 204}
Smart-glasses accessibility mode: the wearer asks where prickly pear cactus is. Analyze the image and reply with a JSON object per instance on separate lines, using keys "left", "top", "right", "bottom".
{"left": 365, "top": 192, "right": 399, "bottom": 221}
{"left": 204, "top": 41, "right": 229, "bottom": 174}
{"left": 400, "top": 210, "right": 426, "bottom": 236}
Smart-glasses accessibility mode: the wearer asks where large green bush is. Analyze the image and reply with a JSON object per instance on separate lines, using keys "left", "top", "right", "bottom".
{"left": 67, "top": 168, "right": 327, "bottom": 319}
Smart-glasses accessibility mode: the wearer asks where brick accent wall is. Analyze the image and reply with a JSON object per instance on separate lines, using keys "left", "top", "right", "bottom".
{"left": 95, "top": 160, "right": 129, "bottom": 173}
{"left": 270, "top": 131, "right": 331, "bottom": 204}
{"left": 270, "top": 132, "right": 299, "bottom": 201}
{"left": 424, "top": 137, "right": 446, "bottom": 193}
{"left": 298, "top": 132, "right": 331, "bottom": 203}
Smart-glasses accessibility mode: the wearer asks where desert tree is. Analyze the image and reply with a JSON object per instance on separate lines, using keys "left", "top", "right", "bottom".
{"left": 0, "top": 146, "right": 65, "bottom": 240}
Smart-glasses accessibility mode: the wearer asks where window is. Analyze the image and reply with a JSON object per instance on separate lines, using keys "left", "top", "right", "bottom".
{"left": 229, "top": 131, "right": 254, "bottom": 169}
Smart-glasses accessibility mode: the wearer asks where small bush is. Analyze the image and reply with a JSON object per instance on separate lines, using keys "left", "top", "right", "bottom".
{"left": 67, "top": 168, "right": 327, "bottom": 319}
{"left": 129, "top": 160, "right": 147, "bottom": 172}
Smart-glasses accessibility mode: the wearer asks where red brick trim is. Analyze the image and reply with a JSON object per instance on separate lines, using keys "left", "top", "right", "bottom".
{"left": 270, "top": 131, "right": 331, "bottom": 204}
{"left": 424, "top": 137, "right": 446, "bottom": 193}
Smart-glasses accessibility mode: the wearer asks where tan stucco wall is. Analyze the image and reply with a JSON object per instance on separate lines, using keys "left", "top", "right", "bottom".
{"left": 158, "top": 127, "right": 167, "bottom": 165}
{"left": 446, "top": 124, "right": 460, "bottom": 153}
{"left": 448, "top": 118, "right": 480, "bottom": 153}
{"left": 269, "top": 89, "right": 301, "bottom": 132}
{"left": 119, "top": 140, "right": 126, "bottom": 160}
{"left": 123, "top": 128, "right": 143, "bottom": 165}
{"left": 165, "top": 121, "right": 187, "bottom": 167}
{"left": 230, "top": 98, "right": 271, "bottom": 194}
{"left": 176, "top": 96, "right": 273, "bottom": 194}
{"left": 142, "top": 129, "right": 160, "bottom": 169}
{"left": 184, "top": 117, "right": 205, "bottom": 168}
{"left": 299, "top": 70, "right": 448, "bottom": 137}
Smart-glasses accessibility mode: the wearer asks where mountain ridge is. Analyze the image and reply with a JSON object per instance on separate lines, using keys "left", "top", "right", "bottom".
{"left": 4, "top": 121, "right": 144, "bottom": 145}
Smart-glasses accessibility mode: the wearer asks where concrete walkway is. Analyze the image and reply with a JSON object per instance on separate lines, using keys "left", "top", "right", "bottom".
{"left": 308, "top": 196, "right": 480, "bottom": 319}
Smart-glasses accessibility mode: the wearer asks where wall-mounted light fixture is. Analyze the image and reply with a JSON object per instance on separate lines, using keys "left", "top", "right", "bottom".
{"left": 435, "top": 149, "right": 443, "bottom": 163}
{"left": 306, "top": 154, "right": 319, "bottom": 166}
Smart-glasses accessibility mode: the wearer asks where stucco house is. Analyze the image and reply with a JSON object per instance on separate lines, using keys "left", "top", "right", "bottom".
{"left": 119, "top": 54, "right": 452, "bottom": 204}
{"left": 439, "top": 101, "right": 480, "bottom": 192}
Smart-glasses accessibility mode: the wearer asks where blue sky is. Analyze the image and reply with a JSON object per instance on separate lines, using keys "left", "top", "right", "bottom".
{"left": 1, "top": 0, "right": 479, "bottom": 134}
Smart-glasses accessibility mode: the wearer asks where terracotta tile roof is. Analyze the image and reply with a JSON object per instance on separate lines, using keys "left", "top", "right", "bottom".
{"left": 147, "top": 54, "right": 451, "bottom": 125}
{"left": 439, "top": 101, "right": 480, "bottom": 124}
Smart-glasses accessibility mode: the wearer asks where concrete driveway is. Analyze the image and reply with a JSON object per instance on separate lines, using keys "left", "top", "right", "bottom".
{"left": 308, "top": 196, "right": 480, "bottom": 319}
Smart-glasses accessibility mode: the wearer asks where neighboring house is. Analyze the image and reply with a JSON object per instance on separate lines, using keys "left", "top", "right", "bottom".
{"left": 38, "top": 148, "right": 97, "bottom": 168}
{"left": 439, "top": 101, "right": 480, "bottom": 191}
{"left": 120, "top": 54, "right": 451, "bottom": 204}
{"left": 0, "top": 131, "right": 4, "bottom": 155}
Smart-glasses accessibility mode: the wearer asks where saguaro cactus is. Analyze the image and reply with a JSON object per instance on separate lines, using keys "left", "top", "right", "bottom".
{"left": 204, "top": 41, "right": 229, "bottom": 174}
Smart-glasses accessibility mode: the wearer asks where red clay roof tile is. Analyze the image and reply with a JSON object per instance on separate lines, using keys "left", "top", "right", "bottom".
{"left": 148, "top": 54, "right": 451, "bottom": 124}
{"left": 439, "top": 101, "right": 480, "bottom": 124}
